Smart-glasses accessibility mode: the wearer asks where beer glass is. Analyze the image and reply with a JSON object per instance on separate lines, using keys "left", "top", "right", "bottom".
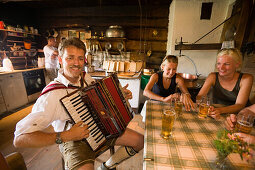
{"left": 174, "top": 93, "right": 183, "bottom": 115}
{"left": 235, "top": 109, "right": 254, "bottom": 134}
{"left": 160, "top": 108, "right": 176, "bottom": 139}
{"left": 198, "top": 96, "right": 210, "bottom": 118}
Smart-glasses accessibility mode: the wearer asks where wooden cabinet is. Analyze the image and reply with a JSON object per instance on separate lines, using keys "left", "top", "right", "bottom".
{"left": 0, "top": 29, "right": 41, "bottom": 70}
{"left": 0, "top": 73, "right": 28, "bottom": 112}
{"left": 0, "top": 88, "right": 7, "bottom": 114}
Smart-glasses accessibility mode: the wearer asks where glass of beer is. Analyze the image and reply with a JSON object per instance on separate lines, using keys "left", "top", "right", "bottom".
{"left": 160, "top": 108, "right": 176, "bottom": 139}
{"left": 198, "top": 96, "right": 210, "bottom": 118}
{"left": 174, "top": 93, "right": 183, "bottom": 115}
{"left": 235, "top": 110, "right": 254, "bottom": 134}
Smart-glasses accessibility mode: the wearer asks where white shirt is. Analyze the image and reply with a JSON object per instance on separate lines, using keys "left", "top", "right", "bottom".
{"left": 43, "top": 45, "right": 58, "bottom": 69}
{"left": 14, "top": 69, "right": 94, "bottom": 137}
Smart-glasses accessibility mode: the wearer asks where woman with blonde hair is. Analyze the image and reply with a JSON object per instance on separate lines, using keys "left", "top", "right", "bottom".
{"left": 197, "top": 48, "right": 253, "bottom": 119}
{"left": 143, "top": 55, "right": 194, "bottom": 111}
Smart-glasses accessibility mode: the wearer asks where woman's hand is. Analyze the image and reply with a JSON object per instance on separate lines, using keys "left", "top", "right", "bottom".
{"left": 208, "top": 106, "right": 221, "bottom": 120}
{"left": 234, "top": 133, "right": 255, "bottom": 145}
{"left": 182, "top": 93, "right": 195, "bottom": 111}
{"left": 162, "top": 94, "right": 173, "bottom": 103}
{"left": 225, "top": 114, "right": 237, "bottom": 131}
{"left": 123, "top": 84, "right": 133, "bottom": 100}
{"left": 162, "top": 93, "right": 179, "bottom": 103}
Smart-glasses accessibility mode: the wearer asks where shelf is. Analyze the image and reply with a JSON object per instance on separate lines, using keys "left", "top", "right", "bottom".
{"left": 7, "top": 45, "right": 24, "bottom": 47}
{"left": 86, "top": 37, "right": 127, "bottom": 41}
{"left": 7, "top": 40, "right": 23, "bottom": 43}
{"left": 0, "top": 28, "right": 40, "bottom": 36}
{"left": 10, "top": 57, "right": 26, "bottom": 59}
{"left": 6, "top": 34, "right": 25, "bottom": 38}
{"left": 175, "top": 43, "right": 222, "bottom": 50}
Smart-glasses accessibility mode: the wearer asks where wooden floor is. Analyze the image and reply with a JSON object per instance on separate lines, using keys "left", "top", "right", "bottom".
{"left": 0, "top": 104, "right": 143, "bottom": 170}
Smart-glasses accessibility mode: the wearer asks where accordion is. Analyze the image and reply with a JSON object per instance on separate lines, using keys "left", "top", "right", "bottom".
{"left": 60, "top": 73, "right": 134, "bottom": 152}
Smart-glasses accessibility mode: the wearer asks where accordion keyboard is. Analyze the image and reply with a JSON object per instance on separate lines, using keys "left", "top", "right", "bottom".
{"left": 61, "top": 92, "right": 106, "bottom": 151}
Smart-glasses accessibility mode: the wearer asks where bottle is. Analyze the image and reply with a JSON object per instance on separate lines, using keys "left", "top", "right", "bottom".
{"left": 3, "top": 51, "right": 14, "bottom": 71}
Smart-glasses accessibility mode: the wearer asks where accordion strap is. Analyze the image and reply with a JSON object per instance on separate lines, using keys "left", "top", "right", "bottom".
{"left": 40, "top": 71, "right": 87, "bottom": 96}
{"left": 39, "top": 83, "right": 77, "bottom": 97}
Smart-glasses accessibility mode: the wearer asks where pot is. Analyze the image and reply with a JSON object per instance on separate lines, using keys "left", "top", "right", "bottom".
{"left": 178, "top": 73, "right": 198, "bottom": 81}
{"left": 105, "top": 25, "right": 125, "bottom": 38}
{"left": 24, "top": 41, "right": 31, "bottom": 50}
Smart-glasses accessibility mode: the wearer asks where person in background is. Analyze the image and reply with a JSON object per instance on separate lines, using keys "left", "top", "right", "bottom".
{"left": 43, "top": 36, "right": 59, "bottom": 81}
{"left": 197, "top": 48, "right": 253, "bottom": 119}
{"left": 225, "top": 104, "right": 255, "bottom": 144}
{"left": 13, "top": 38, "right": 143, "bottom": 170}
{"left": 143, "top": 55, "right": 194, "bottom": 111}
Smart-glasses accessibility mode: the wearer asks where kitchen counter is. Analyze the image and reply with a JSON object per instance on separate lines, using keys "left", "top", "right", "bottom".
{"left": 89, "top": 71, "right": 141, "bottom": 79}
{"left": 0, "top": 67, "right": 44, "bottom": 75}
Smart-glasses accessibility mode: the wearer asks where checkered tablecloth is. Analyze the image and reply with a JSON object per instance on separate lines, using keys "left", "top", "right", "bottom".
{"left": 142, "top": 100, "right": 255, "bottom": 170}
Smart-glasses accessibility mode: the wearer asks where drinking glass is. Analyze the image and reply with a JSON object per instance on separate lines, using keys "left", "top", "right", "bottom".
{"left": 235, "top": 109, "right": 255, "bottom": 134}
{"left": 174, "top": 93, "right": 183, "bottom": 115}
{"left": 160, "top": 108, "right": 176, "bottom": 139}
{"left": 198, "top": 96, "right": 210, "bottom": 118}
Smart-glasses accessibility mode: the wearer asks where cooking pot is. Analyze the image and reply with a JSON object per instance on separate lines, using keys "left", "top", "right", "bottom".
{"left": 105, "top": 25, "right": 125, "bottom": 38}
{"left": 24, "top": 41, "right": 31, "bottom": 50}
{"left": 178, "top": 73, "right": 198, "bottom": 81}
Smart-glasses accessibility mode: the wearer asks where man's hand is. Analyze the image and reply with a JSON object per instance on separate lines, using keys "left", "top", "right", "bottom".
{"left": 64, "top": 121, "right": 90, "bottom": 142}
{"left": 51, "top": 51, "right": 59, "bottom": 59}
{"left": 225, "top": 114, "right": 237, "bottom": 131}
{"left": 123, "top": 84, "right": 132, "bottom": 100}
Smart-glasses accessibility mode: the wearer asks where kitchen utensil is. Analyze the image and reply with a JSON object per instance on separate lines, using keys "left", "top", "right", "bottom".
{"left": 53, "top": 29, "right": 58, "bottom": 37}
{"left": 24, "top": 41, "right": 31, "bottom": 49}
{"left": 178, "top": 73, "right": 198, "bottom": 81}
{"left": 27, "top": 49, "right": 37, "bottom": 57}
{"left": 85, "top": 65, "right": 95, "bottom": 73}
{"left": 105, "top": 25, "right": 125, "bottom": 38}
{"left": 117, "top": 42, "right": 124, "bottom": 51}
{"left": 105, "top": 42, "right": 111, "bottom": 50}
{"left": 143, "top": 68, "right": 154, "bottom": 75}
{"left": 0, "top": 21, "right": 5, "bottom": 29}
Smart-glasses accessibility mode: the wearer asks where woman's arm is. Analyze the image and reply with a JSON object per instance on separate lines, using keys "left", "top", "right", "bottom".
{"left": 196, "top": 73, "right": 216, "bottom": 100}
{"left": 143, "top": 73, "right": 173, "bottom": 102}
{"left": 176, "top": 75, "right": 194, "bottom": 111}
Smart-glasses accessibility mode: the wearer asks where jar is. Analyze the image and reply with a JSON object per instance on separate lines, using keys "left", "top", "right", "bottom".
{"left": 105, "top": 25, "right": 125, "bottom": 38}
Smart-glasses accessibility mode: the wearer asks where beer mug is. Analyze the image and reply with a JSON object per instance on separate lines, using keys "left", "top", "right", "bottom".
{"left": 160, "top": 108, "right": 176, "bottom": 139}
{"left": 174, "top": 93, "right": 183, "bottom": 115}
{"left": 235, "top": 109, "right": 254, "bottom": 134}
{"left": 198, "top": 96, "right": 210, "bottom": 118}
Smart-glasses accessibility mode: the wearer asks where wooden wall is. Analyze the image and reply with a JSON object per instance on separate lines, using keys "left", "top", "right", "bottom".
{"left": 35, "top": 0, "right": 172, "bottom": 69}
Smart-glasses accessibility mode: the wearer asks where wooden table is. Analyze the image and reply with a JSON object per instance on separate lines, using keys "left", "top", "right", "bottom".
{"left": 141, "top": 100, "right": 255, "bottom": 170}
